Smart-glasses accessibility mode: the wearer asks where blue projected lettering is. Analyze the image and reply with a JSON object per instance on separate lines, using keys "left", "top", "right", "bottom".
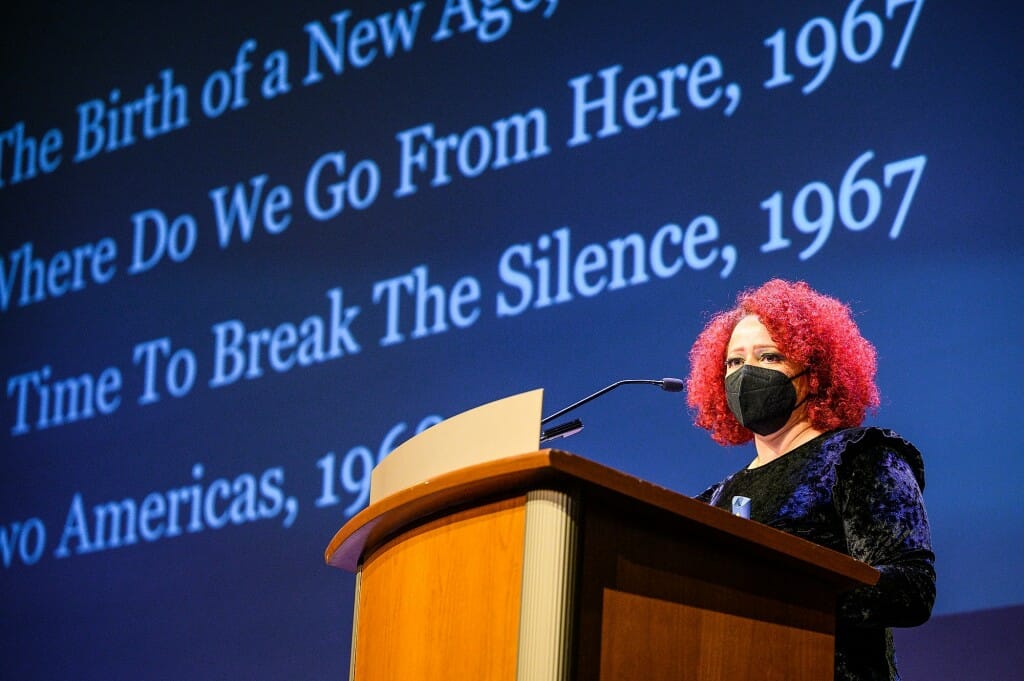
{"left": 1, "top": 2, "right": 1019, "bottom": 678}
{"left": 763, "top": 0, "right": 925, "bottom": 94}
{"left": 496, "top": 221, "right": 738, "bottom": 317}
{"left": 432, "top": 0, "right": 560, "bottom": 44}
{"left": 394, "top": 108, "right": 550, "bottom": 197}
{"left": 0, "top": 239, "right": 117, "bottom": 311}
{"left": 74, "top": 69, "right": 189, "bottom": 162}
{"left": 0, "top": 122, "right": 63, "bottom": 187}
{"left": 208, "top": 287, "right": 362, "bottom": 388}
{"left": 759, "top": 150, "right": 927, "bottom": 260}
{"left": 303, "top": 3, "right": 426, "bottom": 85}
{"left": 52, "top": 463, "right": 298, "bottom": 559}
{"left": 567, "top": 57, "right": 741, "bottom": 148}
{"left": 7, "top": 365, "right": 122, "bottom": 437}
{"left": 305, "top": 150, "right": 382, "bottom": 220}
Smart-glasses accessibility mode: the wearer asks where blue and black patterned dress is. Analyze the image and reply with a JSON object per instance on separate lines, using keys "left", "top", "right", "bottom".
{"left": 697, "top": 427, "right": 936, "bottom": 681}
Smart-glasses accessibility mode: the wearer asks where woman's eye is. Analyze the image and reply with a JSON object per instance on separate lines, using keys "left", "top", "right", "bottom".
{"left": 725, "top": 358, "right": 743, "bottom": 368}
{"left": 760, "top": 352, "right": 783, "bottom": 363}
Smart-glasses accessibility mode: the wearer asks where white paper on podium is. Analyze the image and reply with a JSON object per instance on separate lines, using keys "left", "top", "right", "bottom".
{"left": 368, "top": 389, "right": 544, "bottom": 504}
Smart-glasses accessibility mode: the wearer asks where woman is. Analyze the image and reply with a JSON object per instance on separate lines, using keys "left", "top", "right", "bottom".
{"left": 687, "top": 279, "right": 935, "bottom": 681}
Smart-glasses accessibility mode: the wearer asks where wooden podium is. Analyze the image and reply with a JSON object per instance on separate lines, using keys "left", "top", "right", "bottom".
{"left": 325, "top": 394, "right": 878, "bottom": 680}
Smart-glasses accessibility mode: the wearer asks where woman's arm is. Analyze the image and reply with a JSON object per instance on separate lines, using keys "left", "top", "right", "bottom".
{"left": 835, "top": 441, "right": 936, "bottom": 627}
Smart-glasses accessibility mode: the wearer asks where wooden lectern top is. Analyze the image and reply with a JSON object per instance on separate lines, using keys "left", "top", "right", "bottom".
{"left": 325, "top": 449, "right": 878, "bottom": 591}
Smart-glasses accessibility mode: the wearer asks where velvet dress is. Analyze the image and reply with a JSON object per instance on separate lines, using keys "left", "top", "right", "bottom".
{"left": 697, "top": 427, "right": 936, "bottom": 681}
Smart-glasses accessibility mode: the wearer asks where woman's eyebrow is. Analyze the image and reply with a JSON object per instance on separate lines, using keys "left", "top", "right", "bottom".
{"left": 727, "top": 343, "right": 778, "bottom": 353}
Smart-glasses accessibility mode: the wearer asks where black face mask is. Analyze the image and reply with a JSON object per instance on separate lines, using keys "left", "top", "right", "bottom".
{"left": 725, "top": 365, "right": 808, "bottom": 436}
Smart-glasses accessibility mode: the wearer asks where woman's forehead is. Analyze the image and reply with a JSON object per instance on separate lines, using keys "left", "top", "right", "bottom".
{"left": 729, "top": 315, "right": 775, "bottom": 346}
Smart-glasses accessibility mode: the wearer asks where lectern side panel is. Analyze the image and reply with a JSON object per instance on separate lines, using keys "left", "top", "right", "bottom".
{"left": 352, "top": 496, "right": 527, "bottom": 681}
{"left": 599, "top": 589, "right": 832, "bottom": 681}
{"left": 574, "top": 497, "right": 836, "bottom": 681}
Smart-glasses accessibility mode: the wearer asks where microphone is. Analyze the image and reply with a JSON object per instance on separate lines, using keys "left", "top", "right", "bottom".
{"left": 539, "top": 378, "right": 684, "bottom": 444}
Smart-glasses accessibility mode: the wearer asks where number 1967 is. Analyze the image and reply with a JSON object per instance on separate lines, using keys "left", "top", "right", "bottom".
{"left": 764, "top": 0, "right": 925, "bottom": 95}
{"left": 759, "top": 150, "right": 926, "bottom": 261}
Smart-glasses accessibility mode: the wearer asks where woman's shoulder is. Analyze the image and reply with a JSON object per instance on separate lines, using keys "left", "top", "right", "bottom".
{"left": 823, "top": 426, "right": 920, "bottom": 452}
{"left": 824, "top": 426, "right": 926, "bottom": 491}
{"left": 695, "top": 473, "right": 731, "bottom": 504}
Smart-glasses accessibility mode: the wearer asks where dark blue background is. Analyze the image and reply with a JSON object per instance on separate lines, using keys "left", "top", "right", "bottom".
{"left": 2, "top": 1, "right": 1021, "bottom": 678}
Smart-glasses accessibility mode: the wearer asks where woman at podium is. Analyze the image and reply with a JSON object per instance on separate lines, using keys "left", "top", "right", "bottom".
{"left": 686, "top": 279, "right": 935, "bottom": 681}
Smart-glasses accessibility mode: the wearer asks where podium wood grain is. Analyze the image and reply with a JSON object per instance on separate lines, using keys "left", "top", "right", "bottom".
{"left": 352, "top": 496, "right": 527, "bottom": 681}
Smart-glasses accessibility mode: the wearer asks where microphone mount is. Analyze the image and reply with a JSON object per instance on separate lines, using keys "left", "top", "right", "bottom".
{"left": 539, "top": 377, "right": 684, "bottom": 444}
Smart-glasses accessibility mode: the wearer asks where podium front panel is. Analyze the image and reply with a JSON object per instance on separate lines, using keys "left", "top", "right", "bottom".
{"left": 352, "top": 496, "right": 527, "bottom": 680}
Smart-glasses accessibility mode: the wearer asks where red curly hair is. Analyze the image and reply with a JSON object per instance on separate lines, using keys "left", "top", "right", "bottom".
{"left": 687, "top": 279, "right": 880, "bottom": 445}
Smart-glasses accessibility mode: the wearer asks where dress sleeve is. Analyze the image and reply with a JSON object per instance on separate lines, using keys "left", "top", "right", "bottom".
{"left": 833, "top": 438, "right": 936, "bottom": 627}
{"left": 695, "top": 483, "right": 721, "bottom": 505}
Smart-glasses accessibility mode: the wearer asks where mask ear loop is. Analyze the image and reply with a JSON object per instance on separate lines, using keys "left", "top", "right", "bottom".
{"left": 789, "top": 368, "right": 812, "bottom": 410}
